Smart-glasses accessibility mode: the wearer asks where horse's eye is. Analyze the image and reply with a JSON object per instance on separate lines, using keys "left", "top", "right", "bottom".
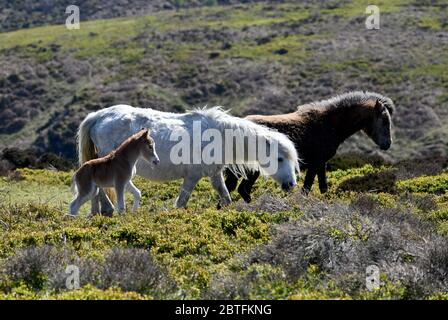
{"left": 278, "top": 157, "right": 284, "bottom": 163}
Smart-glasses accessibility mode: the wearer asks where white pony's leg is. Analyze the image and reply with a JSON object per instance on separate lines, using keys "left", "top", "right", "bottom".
{"left": 210, "top": 171, "right": 232, "bottom": 207}
{"left": 115, "top": 184, "right": 126, "bottom": 214}
{"left": 126, "top": 181, "right": 141, "bottom": 212}
{"left": 175, "top": 175, "right": 201, "bottom": 208}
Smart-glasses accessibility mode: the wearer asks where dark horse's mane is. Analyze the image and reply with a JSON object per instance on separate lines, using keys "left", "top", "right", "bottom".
{"left": 299, "top": 91, "right": 395, "bottom": 115}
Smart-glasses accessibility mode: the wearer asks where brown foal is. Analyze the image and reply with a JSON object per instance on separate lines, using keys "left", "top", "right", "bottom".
{"left": 69, "top": 129, "right": 159, "bottom": 216}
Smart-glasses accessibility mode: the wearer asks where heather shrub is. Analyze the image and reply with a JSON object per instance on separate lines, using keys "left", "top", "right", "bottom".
{"left": 0, "top": 246, "right": 175, "bottom": 297}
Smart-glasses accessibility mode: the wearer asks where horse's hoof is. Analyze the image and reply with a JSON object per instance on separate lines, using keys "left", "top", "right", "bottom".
{"left": 241, "top": 194, "right": 251, "bottom": 203}
{"left": 301, "top": 187, "right": 311, "bottom": 196}
{"left": 100, "top": 210, "right": 113, "bottom": 217}
{"left": 64, "top": 214, "right": 77, "bottom": 220}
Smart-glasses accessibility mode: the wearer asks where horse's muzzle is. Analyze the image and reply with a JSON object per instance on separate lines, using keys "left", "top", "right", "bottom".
{"left": 281, "top": 181, "right": 296, "bottom": 191}
{"left": 153, "top": 158, "right": 160, "bottom": 165}
{"left": 380, "top": 142, "right": 391, "bottom": 150}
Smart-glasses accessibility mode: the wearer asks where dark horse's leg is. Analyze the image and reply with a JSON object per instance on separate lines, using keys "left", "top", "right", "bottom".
{"left": 302, "top": 166, "right": 317, "bottom": 195}
{"left": 224, "top": 168, "right": 260, "bottom": 203}
{"left": 317, "top": 163, "right": 328, "bottom": 193}
{"left": 224, "top": 168, "right": 239, "bottom": 193}
{"left": 237, "top": 170, "right": 260, "bottom": 203}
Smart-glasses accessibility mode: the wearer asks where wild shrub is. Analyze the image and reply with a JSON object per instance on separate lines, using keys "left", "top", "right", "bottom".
{"left": 395, "top": 157, "right": 448, "bottom": 180}
{"left": 336, "top": 170, "right": 397, "bottom": 194}
{"left": 3, "top": 246, "right": 75, "bottom": 290}
{"left": 327, "top": 153, "right": 388, "bottom": 171}
{"left": 99, "top": 248, "right": 176, "bottom": 296}
{"left": 0, "top": 246, "right": 176, "bottom": 297}
{"left": 246, "top": 196, "right": 448, "bottom": 298}
{"left": 208, "top": 195, "right": 448, "bottom": 299}
{"left": 235, "top": 194, "right": 293, "bottom": 214}
{"left": 397, "top": 173, "right": 448, "bottom": 194}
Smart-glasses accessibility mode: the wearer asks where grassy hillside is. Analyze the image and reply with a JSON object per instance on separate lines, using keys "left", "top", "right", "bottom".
{"left": 0, "top": 1, "right": 270, "bottom": 33}
{"left": 0, "top": 0, "right": 447, "bottom": 161}
{"left": 0, "top": 0, "right": 448, "bottom": 301}
{"left": 0, "top": 165, "right": 447, "bottom": 299}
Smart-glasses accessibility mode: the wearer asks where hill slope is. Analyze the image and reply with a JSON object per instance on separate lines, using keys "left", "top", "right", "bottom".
{"left": 0, "top": 0, "right": 447, "bottom": 161}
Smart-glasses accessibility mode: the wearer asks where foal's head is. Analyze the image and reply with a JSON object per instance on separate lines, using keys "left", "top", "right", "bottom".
{"left": 136, "top": 129, "right": 160, "bottom": 165}
{"left": 363, "top": 99, "right": 394, "bottom": 150}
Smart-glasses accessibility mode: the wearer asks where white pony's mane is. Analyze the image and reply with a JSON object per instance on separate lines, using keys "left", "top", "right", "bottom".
{"left": 188, "top": 106, "right": 300, "bottom": 178}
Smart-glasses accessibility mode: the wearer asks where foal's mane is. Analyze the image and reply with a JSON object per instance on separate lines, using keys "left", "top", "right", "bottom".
{"left": 300, "top": 91, "right": 395, "bottom": 115}
{"left": 113, "top": 129, "right": 148, "bottom": 154}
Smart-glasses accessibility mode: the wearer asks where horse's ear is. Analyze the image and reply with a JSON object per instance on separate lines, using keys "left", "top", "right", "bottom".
{"left": 138, "top": 128, "right": 149, "bottom": 138}
{"left": 374, "top": 99, "right": 384, "bottom": 114}
{"left": 374, "top": 99, "right": 381, "bottom": 108}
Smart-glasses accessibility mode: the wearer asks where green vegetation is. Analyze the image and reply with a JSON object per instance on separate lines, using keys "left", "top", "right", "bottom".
{"left": 0, "top": 165, "right": 447, "bottom": 299}
{"left": 398, "top": 173, "right": 448, "bottom": 194}
{"left": 1, "top": 0, "right": 448, "bottom": 300}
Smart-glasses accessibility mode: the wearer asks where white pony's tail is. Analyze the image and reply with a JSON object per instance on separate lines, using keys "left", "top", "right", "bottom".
{"left": 77, "top": 112, "right": 99, "bottom": 165}
{"left": 77, "top": 111, "right": 117, "bottom": 203}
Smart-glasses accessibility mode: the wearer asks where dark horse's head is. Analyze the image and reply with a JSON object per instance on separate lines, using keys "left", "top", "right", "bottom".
{"left": 363, "top": 98, "right": 394, "bottom": 150}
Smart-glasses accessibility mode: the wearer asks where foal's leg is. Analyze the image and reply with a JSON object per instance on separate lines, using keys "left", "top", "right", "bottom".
{"left": 69, "top": 183, "right": 95, "bottom": 217}
{"left": 90, "top": 189, "right": 100, "bottom": 216}
{"left": 317, "top": 163, "right": 328, "bottom": 193}
{"left": 238, "top": 170, "right": 260, "bottom": 203}
{"left": 115, "top": 184, "right": 126, "bottom": 214}
{"left": 175, "top": 175, "right": 201, "bottom": 208}
{"left": 224, "top": 169, "right": 239, "bottom": 193}
{"left": 126, "top": 181, "right": 142, "bottom": 212}
{"left": 302, "top": 166, "right": 317, "bottom": 195}
{"left": 211, "top": 171, "right": 232, "bottom": 208}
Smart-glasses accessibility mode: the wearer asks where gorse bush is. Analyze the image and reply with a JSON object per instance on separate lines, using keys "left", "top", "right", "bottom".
{"left": 398, "top": 173, "right": 448, "bottom": 194}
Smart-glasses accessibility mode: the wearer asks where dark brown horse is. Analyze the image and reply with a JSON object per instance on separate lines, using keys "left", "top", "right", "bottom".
{"left": 225, "top": 91, "right": 395, "bottom": 202}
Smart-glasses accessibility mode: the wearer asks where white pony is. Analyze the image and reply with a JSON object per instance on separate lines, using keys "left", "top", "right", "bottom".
{"left": 78, "top": 105, "right": 299, "bottom": 212}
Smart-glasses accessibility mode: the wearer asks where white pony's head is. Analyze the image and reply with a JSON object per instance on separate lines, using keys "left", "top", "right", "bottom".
{"left": 193, "top": 106, "right": 300, "bottom": 191}
{"left": 258, "top": 131, "right": 300, "bottom": 191}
